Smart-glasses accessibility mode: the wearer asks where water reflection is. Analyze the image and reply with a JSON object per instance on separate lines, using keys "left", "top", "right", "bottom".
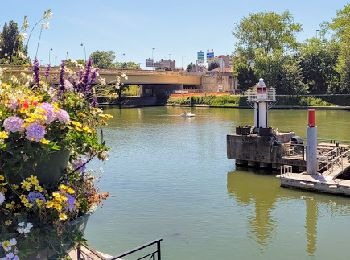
{"left": 227, "top": 169, "right": 350, "bottom": 256}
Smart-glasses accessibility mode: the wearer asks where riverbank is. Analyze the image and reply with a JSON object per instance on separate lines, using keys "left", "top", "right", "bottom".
{"left": 167, "top": 94, "right": 350, "bottom": 110}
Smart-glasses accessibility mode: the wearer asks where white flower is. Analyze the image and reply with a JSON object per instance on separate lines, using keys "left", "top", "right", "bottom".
{"left": 99, "top": 78, "right": 106, "bottom": 86}
{"left": 9, "top": 239, "right": 17, "bottom": 247}
{"left": 18, "top": 51, "right": 26, "bottom": 59}
{"left": 17, "top": 222, "right": 33, "bottom": 234}
{"left": 0, "top": 192, "right": 5, "bottom": 205}
{"left": 19, "top": 32, "right": 27, "bottom": 40}
{"left": 41, "top": 22, "right": 49, "bottom": 30}
{"left": 43, "top": 9, "right": 53, "bottom": 20}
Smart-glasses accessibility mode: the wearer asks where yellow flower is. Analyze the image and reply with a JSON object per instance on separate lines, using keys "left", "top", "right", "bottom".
{"left": 0, "top": 175, "right": 4, "bottom": 181}
{"left": 83, "top": 126, "right": 92, "bottom": 134}
{"left": 21, "top": 181, "right": 31, "bottom": 191}
{"left": 71, "top": 121, "right": 82, "bottom": 127}
{"left": 59, "top": 213, "right": 68, "bottom": 221}
{"left": 66, "top": 187, "right": 75, "bottom": 194}
{"left": 5, "top": 201, "right": 15, "bottom": 210}
{"left": 4, "top": 220, "right": 12, "bottom": 226}
{"left": 0, "top": 131, "right": 8, "bottom": 139}
{"left": 2, "top": 240, "right": 10, "bottom": 250}
{"left": 46, "top": 201, "right": 54, "bottom": 208}
{"left": 40, "top": 138, "right": 50, "bottom": 144}
{"left": 35, "top": 199, "right": 44, "bottom": 207}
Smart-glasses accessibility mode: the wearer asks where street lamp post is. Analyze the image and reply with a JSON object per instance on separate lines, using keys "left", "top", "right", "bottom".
{"left": 181, "top": 56, "right": 186, "bottom": 71}
{"left": 80, "top": 43, "right": 87, "bottom": 62}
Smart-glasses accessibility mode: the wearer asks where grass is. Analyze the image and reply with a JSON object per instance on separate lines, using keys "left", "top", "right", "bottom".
{"left": 167, "top": 94, "right": 338, "bottom": 107}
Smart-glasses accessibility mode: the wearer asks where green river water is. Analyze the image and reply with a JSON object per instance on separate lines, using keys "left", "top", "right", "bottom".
{"left": 85, "top": 107, "right": 350, "bottom": 260}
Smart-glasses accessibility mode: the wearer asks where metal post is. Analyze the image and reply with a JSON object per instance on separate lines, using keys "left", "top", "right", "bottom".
{"left": 77, "top": 243, "right": 81, "bottom": 260}
{"left": 157, "top": 240, "right": 161, "bottom": 260}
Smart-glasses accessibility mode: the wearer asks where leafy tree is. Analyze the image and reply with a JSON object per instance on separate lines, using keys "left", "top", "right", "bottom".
{"left": 298, "top": 38, "right": 340, "bottom": 94}
{"left": 186, "top": 63, "right": 195, "bottom": 72}
{"left": 254, "top": 50, "right": 307, "bottom": 95}
{"left": 233, "top": 11, "right": 306, "bottom": 94}
{"left": 329, "top": 3, "right": 350, "bottom": 92}
{"left": 208, "top": 62, "right": 220, "bottom": 71}
{"left": 0, "top": 20, "right": 28, "bottom": 65}
{"left": 233, "top": 11, "right": 302, "bottom": 59}
{"left": 89, "top": 51, "right": 116, "bottom": 69}
{"left": 115, "top": 61, "right": 140, "bottom": 69}
{"left": 232, "top": 53, "right": 257, "bottom": 91}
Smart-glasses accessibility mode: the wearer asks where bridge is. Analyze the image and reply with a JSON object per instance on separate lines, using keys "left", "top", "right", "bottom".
{"left": 0, "top": 65, "right": 236, "bottom": 105}
{"left": 1, "top": 65, "right": 200, "bottom": 85}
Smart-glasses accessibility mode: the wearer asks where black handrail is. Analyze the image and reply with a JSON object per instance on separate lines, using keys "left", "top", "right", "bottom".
{"left": 110, "top": 238, "right": 163, "bottom": 260}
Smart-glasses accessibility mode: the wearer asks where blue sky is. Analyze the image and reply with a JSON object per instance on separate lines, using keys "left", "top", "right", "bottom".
{"left": 1, "top": 0, "right": 349, "bottom": 68}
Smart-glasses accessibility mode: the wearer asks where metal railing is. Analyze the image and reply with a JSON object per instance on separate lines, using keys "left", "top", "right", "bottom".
{"left": 318, "top": 147, "right": 349, "bottom": 174}
{"left": 246, "top": 87, "right": 276, "bottom": 102}
{"left": 110, "top": 238, "right": 163, "bottom": 260}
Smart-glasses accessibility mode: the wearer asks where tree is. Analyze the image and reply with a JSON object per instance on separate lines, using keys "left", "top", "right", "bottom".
{"left": 254, "top": 50, "right": 307, "bottom": 95}
{"left": 329, "top": 3, "right": 350, "bottom": 92}
{"left": 90, "top": 51, "right": 116, "bottom": 69}
{"left": 232, "top": 11, "right": 305, "bottom": 94}
{"left": 233, "top": 11, "right": 302, "bottom": 60}
{"left": 186, "top": 63, "right": 195, "bottom": 72}
{"left": 0, "top": 20, "right": 28, "bottom": 65}
{"left": 298, "top": 38, "right": 340, "bottom": 94}
{"left": 115, "top": 61, "right": 140, "bottom": 70}
{"left": 208, "top": 62, "right": 220, "bottom": 71}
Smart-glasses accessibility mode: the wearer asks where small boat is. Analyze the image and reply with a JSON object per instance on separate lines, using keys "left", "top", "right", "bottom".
{"left": 180, "top": 112, "right": 196, "bottom": 117}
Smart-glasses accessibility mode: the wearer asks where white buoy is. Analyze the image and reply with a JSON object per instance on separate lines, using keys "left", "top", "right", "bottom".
{"left": 307, "top": 109, "right": 318, "bottom": 175}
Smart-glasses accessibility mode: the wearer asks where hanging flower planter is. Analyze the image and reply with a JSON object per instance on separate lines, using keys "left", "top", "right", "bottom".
{"left": 0, "top": 58, "right": 112, "bottom": 259}
{"left": 4, "top": 149, "right": 70, "bottom": 186}
{"left": 0, "top": 211, "right": 92, "bottom": 259}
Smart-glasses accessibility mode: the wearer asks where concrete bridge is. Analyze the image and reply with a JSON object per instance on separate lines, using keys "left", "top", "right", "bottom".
{"left": 0, "top": 65, "right": 236, "bottom": 105}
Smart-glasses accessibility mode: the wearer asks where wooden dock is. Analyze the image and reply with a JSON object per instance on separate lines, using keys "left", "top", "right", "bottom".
{"left": 280, "top": 144, "right": 350, "bottom": 196}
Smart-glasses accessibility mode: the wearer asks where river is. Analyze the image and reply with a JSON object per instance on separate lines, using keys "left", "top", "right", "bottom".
{"left": 85, "top": 107, "right": 350, "bottom": 260}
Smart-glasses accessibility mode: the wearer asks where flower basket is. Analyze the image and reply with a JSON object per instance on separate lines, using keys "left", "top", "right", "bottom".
{"left": 0, "top": 211, "right": 91, "bottom": 259}
{"left": 0, "top": 58, "right": 112, "bottom": 259}
{"left": 5, "top": 149, "right": 70, "bottom": 186}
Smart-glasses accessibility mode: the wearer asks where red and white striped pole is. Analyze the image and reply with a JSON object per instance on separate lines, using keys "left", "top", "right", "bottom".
{"left": 307, "top": 109, "right": 317, "bottom": 175}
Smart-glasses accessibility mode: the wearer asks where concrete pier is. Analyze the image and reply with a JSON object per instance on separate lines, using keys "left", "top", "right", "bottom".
{"left": 227, "top": 132, "right": 306, "bottom": 172}
{"left": 280, "top": 173, "right": 350, "bottom": 196}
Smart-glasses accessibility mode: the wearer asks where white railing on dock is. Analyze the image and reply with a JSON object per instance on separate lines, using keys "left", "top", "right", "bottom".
{"left": 246, "top": 88, "right": 276, "bottom": 102}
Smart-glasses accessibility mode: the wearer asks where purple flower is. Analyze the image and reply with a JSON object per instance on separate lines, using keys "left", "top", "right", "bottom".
{"left": 38, "top": 103, "right": 56, "bottom": 124}
{"left": 28, "top": 192, "right": 46, "bottom": 204}
{"left": 83, "top": 59, "right": 92, "bottom": 86}
{"left": 72, "top": 157, "right": 87, "bottom": 174}
{"left": 59, "top": 61, "right": 65, "bottom": 92}
{"left": 33, "top": 59, "right": 40, "bottom": 86}
{"left": 3, "top": 116, "right": 24, "bottom": 133}
{"left": 56, "top": 109, "right": 70, "bottom": 124}
{"left": 25, "top": 122, "right": 46, "bottom": 142}
{"left": 66, "top": 195, "right": 76, "bottom": 212}
{"left": 91, "top": 69, "right": 98, "bottom": 84}
{"left": 44, "top": 64, "right": 51, "bottom": 79}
